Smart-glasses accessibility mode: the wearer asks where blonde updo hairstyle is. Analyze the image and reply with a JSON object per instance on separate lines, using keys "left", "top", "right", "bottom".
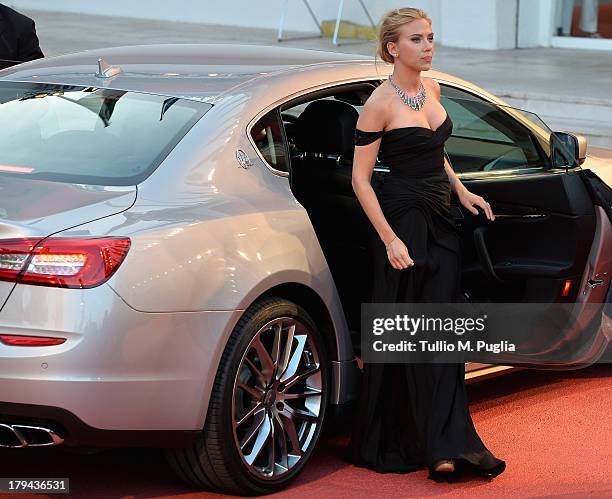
{"left": 378, "top": 7, "right": 432, "bottom": 64}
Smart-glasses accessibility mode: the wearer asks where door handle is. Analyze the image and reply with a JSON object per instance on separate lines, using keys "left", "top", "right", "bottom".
{"left": 587, "top": 279, "right": 604, "bottom": 289}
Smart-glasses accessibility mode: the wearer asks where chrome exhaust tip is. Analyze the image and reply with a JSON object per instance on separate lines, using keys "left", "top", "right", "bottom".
{"left": 0, "top": 423, "right": 64, "bottom": 448}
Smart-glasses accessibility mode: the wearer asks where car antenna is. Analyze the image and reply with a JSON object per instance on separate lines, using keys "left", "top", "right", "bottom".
{"left": 95, "top": 58, "right": 123, "bottom": 79}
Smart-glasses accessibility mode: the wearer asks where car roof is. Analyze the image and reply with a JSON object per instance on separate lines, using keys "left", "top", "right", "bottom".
{"left": 0, "top": 43, "right": 506, "bottom": 112}
{"left": 0, "top": 44, "right": 375, "bottom": 101}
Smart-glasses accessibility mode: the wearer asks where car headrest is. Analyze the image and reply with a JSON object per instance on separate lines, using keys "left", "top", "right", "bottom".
{"left": 294, "top": 100, "right": 359, "bottom": 157}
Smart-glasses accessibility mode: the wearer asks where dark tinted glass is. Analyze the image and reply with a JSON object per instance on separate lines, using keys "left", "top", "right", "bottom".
{"left": 0, "top": 82, "right": 211, "bottom": 185}
{"left": 441, "top": 85, "right": 547, "bottom": 174}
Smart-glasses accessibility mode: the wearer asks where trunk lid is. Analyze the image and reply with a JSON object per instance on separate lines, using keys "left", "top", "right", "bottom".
{"left": 0, "top": 175, "right": 136, "bottom": 308}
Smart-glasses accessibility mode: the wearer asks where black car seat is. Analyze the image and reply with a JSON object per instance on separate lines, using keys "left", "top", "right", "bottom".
{"left": 294, "top": 99, "right": 358, "bottom": 159}
{"left": 291, "top": 99, "right": 360, "bottom": 203}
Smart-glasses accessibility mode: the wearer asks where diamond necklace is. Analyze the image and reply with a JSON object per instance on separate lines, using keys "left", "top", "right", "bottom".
{"left": 388, "top": 75, "right": 426, "bottom": 111}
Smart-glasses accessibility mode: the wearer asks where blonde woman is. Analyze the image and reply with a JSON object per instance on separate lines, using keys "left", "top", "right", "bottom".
{"left": 349, "top": 8, "right": 505, "bottom": 479}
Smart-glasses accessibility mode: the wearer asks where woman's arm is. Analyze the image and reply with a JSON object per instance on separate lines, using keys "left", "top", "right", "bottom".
{"left": 428, "top": 78, "right": 495, "bottom": 222}
{"left": 444, "top": 153, "right": 494, "bottom": 221}
{"left": 444, "top": 156, "right": 467, "bottom": 196}
{"left": 352, "top": 96, "right": 414, "bottom": 269}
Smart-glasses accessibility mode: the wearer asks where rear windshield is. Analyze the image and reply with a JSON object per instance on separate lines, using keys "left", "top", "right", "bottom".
{"left": 0, "top": 82, "right": 211, "bottom": 185}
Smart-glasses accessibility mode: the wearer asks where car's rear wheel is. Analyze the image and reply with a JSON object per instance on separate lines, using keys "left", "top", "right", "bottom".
{"left": 167, "top": 297, "right": 329, "bottom": 495}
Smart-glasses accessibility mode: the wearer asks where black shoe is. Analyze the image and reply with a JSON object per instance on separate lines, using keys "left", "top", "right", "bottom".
{"left": 477, "top": 461, "right": 506, "bottom": 478}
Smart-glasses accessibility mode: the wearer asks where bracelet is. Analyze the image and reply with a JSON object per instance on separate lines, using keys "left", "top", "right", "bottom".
{"left": 385, "top": 236, "right": 397, "bottom": 250}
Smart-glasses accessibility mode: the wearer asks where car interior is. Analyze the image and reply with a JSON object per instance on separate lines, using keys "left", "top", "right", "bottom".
{"left": 251, "top": 81, "right": 602, "bottom": 359}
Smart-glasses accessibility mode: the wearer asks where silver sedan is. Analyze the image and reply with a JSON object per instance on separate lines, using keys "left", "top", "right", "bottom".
{"left": 0, "top": 44, "right": 610, "bottom": 495}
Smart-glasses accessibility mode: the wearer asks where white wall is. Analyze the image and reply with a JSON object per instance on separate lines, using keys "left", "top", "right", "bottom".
{"left": 438, "top": 0, "right": 517, "bottom": 49}
{"left": 8, "top": 0, "right": 520, "bottom": 49}
{"left": 497, "top": 0, "right": 518, "bottom": 48}
{"left": 517, "top": 0, "right": 555, "bottom": 48}
{"left": 518, "top": 0, "right": 540, "bottom": 47}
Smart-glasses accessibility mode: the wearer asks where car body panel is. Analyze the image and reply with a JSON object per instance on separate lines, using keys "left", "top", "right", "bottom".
{"left": 584, "top": 147, "right": 612, "bottom": 187}
{"left": 0, "top": 176, "right": 135, "bottom": 307}
{"left": 0, "top": 280, "right": 241, "bottom": 430}
{"left": 574, "top": 206, "right": 612, "bottom": 334}
{"left": 0, "top": 178, "right": 135, "bottom": 233}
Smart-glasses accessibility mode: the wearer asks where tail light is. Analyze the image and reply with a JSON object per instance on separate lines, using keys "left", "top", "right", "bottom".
{"left": 0, "top": 335, "right": 66, "bottom": 346}
{"left": 0, "top": 237, "right": 130, "bottom": 288}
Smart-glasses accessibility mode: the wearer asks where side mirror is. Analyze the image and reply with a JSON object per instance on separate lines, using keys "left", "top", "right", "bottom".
{"left": 550, "top": 132, "right": 587, "bottom": 168}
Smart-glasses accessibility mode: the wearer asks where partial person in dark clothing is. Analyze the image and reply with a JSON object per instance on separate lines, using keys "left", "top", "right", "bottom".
{"left": 0, "top": 3, "right": 44, "bottom": 65}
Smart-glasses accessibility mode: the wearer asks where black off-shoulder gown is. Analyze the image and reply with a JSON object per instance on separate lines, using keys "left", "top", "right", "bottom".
{"left": 348, "top": 115, "right": 505, "bottom": 477}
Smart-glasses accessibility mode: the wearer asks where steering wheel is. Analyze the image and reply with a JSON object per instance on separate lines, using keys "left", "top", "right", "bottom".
{"left": 479, "top": 148, "right": 520, "bottom": 171}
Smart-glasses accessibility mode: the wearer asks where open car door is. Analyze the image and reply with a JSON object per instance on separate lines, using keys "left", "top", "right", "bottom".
{"left": 440, "top": 84, "right": 611, "bottom": 368}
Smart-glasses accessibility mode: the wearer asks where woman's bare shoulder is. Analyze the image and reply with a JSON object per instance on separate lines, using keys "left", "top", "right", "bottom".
{"left": 365, "top": 82, "right": 394, "bottom": 107}
{"left": 422, "top": 76, "right": 441, "bottom": 98}
{"left": 359, "top": 84, "right": 393, "bottom": 130}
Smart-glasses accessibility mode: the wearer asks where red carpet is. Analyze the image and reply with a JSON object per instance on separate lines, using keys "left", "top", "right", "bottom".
{"left": 273, "top": 365, "right": 612, "bottom": 499}
{"left": 1, "top": 365, "right": 611, "bottom": 498}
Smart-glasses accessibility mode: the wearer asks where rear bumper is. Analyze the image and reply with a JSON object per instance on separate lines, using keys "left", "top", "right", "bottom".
{"left": 0, "top": 401, "right": 199, "bottom": 448}
{"left": 0, "top": 283, "right": 241, "bottom": 434}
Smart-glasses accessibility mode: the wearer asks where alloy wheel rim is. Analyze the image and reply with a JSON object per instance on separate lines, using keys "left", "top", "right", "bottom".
{"left": 232, "top": 316, "right": 322, "bottom": 480}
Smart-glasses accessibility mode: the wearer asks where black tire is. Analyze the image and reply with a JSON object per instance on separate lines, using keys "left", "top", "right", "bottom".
{"left": 167, "top": 297, "right": 329, "bottom": 495}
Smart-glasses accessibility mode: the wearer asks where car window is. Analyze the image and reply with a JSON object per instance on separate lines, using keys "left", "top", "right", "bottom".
{"left": 250, "top": 110, "right": 289, "bottom": 173}
{"left": 279, "top": 85, "right": 377, "bottom": 168}
{"left": 440, "top": 85, "right": 547, "bottom": 174}
{"left": 0, "top": 82, "right": 210, "bottom": 186}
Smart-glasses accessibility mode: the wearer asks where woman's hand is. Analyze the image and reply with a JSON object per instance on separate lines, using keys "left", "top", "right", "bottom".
{"left": 457, "top": 188, "right": 495, "bottom": 221}
{"left": 386, "top": 237, "right": 415, "bottom": 270}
